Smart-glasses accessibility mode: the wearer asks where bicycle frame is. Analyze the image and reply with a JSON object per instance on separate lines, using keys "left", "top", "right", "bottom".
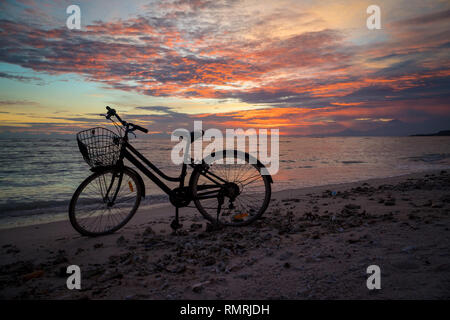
{"left": 123, "top": 140, "right": 185, "bottom": 194}
{"left": 108, "top": 137, "right": 230, "bottom": 206}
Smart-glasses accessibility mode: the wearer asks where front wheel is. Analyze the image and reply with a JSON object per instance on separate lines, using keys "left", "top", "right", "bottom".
{"left": 69, "top": 167, "right": 142, "bottom": 236}
{"left": 190, "top": 150, "right": 272, "bottom": 226}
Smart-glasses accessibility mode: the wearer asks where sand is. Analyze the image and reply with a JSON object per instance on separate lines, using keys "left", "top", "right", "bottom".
{"left": 0, "top": 169, "right": 449, "bottom": 299}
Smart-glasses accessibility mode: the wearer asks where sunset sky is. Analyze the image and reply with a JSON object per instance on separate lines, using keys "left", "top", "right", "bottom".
{"left": 0, "top": 0, "right": 449, "bottom": 137}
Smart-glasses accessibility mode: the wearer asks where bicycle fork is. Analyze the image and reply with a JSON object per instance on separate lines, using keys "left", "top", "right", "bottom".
{"left": 102, "top": 170, "right": 124, "bottom": 206}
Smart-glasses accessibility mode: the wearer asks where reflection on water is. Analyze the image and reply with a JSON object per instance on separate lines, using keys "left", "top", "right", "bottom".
{"left": 1, "top": 136, "right": 450, "bottom": 225}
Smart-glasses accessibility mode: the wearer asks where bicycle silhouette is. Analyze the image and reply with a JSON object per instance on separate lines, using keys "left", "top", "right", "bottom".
{"left": 69, "top": 107, "right": 272, "bottom": 236}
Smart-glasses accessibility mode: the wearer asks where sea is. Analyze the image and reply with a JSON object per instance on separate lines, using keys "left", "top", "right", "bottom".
{"left": 1, "top": 136, "right": 450, "bottom": 228}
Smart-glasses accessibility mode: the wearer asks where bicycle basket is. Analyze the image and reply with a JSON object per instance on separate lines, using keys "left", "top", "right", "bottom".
{"left": 76, "top": 127, "right": 123, "bottom": 167}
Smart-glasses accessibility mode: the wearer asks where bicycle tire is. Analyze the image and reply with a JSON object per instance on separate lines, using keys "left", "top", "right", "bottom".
{"left": 190, "top": 150, "right": 271, "bottom": 226}
{"left": 69, "top": 167, "right": 142, "bottom": 236}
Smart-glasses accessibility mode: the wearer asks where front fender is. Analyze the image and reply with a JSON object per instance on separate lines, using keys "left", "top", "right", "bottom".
{"left": 125, "top": 167, "right": 146, "bottom": 199}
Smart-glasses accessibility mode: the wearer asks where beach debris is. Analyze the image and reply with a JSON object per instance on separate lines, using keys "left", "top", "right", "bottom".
{"left": 22, "top": 270, "right": 44, "bottom": 281}
{"left": 173, "top": 229, "right": 189, "bottom": 236}
{"left": 422, "top": 200, "right": 432, "bottom": 207}
{"left": 384, "top": 198, "right": 396, "bottom": 206}
{"left": 57, "top": 266, "right": 67, "bottom": 277}
{"left": 431, "top": 202, "right": 444, "bottom": 208}
{"left": 392, "top": 259, "right": 419, "bottom": 270}
{"left": 203, "top": 256, "right": 216, "bottom": 266}
{"left": 52, "top": 250, "right": 68, "bottom": 265}
{"left": 84, "top": 267, "right": 105, "bottom": 279}
{"left": 5, "top": 245, "right": 20, "bottom": 254}
{"left": 98, "top": 269, "right": 123, "bottom": 282}
{"left": 279, "top": 251, "right": 293, "bottom": 261}
{"left": 215, "top": 262, "right": 227, "bottom": 273}
{"left": 116, "top": 236, "right": 127, "bottom": 246}
{"left": 143, "top": 226, "right": 155, "bottom": 236}
{"left": 190, "top": 223, "right": 202, "bottom": 231}
{"left": 205, "top": 223, "right": 222, "bottom": 232}
{"left": 265, "top": 249, "right": 274, "bottom": 257}
{"left": 434, "top": 263, "right": 450, "bottom": 272}
{"left": 311, "top": 232, "right": 321, "bottom": 239}
{"left": 401, "top": 245, "right": 416, "bottom": 253}
{"left": 93, "top": 243, "right": 104, "bottom": 249}
{"left": 167, "top": 264, "right": 186, "bottom": 274}
{"left": 440, "top": 194, "right": 450, "bottom": 203}
{"left": 262, "top": 232, "right": 273, "bottom": 240}
{"left": 192, "top": 281, "right": 210, "bottom": 293}
{"left": 344, "top": 204, "right": 361, "bottom": 210}
{"left": 235, "top": 273, "right": 252, "bottom": 280}
{"left": 304, "top": 212, "right": 319, "bottom": 220}
{"left": 0, "top": 260, "right": 35, "bottom": 287}
{"left": 347, "top": 234, "right": 365, "bottom": 244}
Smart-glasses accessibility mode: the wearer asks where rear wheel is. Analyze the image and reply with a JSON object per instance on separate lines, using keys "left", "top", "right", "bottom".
{"left": 191, "top": 150, "right": 271, "bottom": 226}
{"left": 69, "top": 167, "right": 142, "bottom": 236}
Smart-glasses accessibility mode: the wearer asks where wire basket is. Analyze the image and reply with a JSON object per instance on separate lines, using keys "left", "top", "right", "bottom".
{"left": 77, "top": 127, "right": 123, "bottom": 167}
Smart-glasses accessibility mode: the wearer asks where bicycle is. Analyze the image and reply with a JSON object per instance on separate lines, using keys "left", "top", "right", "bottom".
{"left": 69, "top": 106, "right": 273, "bottom": 236}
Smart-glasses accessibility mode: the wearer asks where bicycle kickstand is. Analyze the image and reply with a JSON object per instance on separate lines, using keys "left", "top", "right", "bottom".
{"left": 170, "top": 207, "right": 183, "bottom": 232}
{"left": 216, "top": 191, "right": 224, "bottom": 225}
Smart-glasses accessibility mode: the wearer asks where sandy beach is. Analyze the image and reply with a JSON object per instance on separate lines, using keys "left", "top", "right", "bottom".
{"left": 1, "top": 169, "right": 449, "bottom": 300}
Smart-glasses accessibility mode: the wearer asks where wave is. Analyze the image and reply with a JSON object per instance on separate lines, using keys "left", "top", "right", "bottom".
{"left": 406, "top": 153, "right": 450, "bottom": 163}
{"left": 0, "top": 194, "right": 170, "bottom": 218}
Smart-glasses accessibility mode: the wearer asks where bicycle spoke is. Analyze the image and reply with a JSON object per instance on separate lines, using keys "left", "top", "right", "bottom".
{"left": 72, "top": 170, "right": 140, "bottom": 235}
{"left": 193, "top": 152, "right": 270, "bottom": 225}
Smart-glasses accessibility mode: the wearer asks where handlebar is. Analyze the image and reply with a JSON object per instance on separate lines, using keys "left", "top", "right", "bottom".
{"left": 132, "top": 124, "right": 149, "bottom": 133}
{"left": 105, "top": 106, "right": 148, "bottom": 134}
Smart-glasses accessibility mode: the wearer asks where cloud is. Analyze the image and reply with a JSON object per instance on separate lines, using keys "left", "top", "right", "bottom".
{"left": 0, "top": 2, "right": 352, "bottom": 101}
{"left": 0, "top": 0, "right": 449, "bottom": 136}
{"left": 134, "top": 106, "right": 179, "bottom": 114}
{"left": 393, "top": 8, "right": 450, "bottom": 26}
{"left": 0, "top": 99, "right": 40, "bottom": 106}
{"left": 0, "top": 72, "right": 43, "bottom": 84}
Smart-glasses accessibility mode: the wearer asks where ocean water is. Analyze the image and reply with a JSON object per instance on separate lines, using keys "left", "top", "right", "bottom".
{"left": 1, "top": 136, "right": 450, "bottom": 228}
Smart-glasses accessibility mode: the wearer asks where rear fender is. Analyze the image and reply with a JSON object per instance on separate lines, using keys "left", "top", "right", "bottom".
{"left": 189, "top": 150, "right": 273, "bottom": 185}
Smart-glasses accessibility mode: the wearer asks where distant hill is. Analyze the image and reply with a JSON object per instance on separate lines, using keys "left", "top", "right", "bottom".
{"left": 314, "top": 120, "right": 418, "bottom": 137}
{"left": 411, "top": 130, "right": 450, "bottom": 136}
{"left": 309, "top": 119, "right": 450, "bottom": 137}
